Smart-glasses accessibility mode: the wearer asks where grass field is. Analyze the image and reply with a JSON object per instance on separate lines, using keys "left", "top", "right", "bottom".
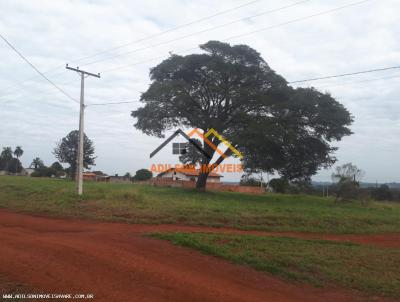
{"left": 0, "top": 176, "right": 399, "bottom": 234}
{"left": 151, "top": 232, "right": 400, "bottom": 298}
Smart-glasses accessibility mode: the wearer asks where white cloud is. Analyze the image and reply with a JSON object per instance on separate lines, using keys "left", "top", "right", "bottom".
{"left": 0, "top": 0, "right": 399, "bottom": 182}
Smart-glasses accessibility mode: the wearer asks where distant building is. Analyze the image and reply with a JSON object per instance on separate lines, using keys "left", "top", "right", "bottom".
{"left": 21, "top": 168, "right": 35, "bottom": 176}
{"left": 109, "top": 174, "right": 131, "bottom": 184}
{"left": 82, "top": 172, "right": 97, "bottom": 181}
{"left": 157, "top": 168, "right": 222, "bottom": 183}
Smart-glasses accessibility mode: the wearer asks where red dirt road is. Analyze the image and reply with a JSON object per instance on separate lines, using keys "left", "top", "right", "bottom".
{"left": 0, "top": 210, "right": 397, "bottom": 302}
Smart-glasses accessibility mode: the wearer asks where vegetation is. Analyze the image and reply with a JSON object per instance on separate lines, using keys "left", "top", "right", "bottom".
{"left": 179, "top": 138, "right": 204, "bottom": 166}
{"left": 331, "top": 163, "right": 365, "bottom": 202}
{"left": 132, "top": 169, "right": 152, "bottom": 181}
{"left": 53, "top": 130, "right": 96, "bottom": 179}
{"left": 31, "top": 161, "right": 65, "bottom": 178}
{"left": 0, "top": 147, "right": 23, "bottom": 174}
{"left": 151, "top": 232, "right": 400, "bottom": 298}
{"left": 0, "top": 177, "right": 399, "bottom": 234}
{"left": 132, "top": 40, "right": 353, "bottom": 190}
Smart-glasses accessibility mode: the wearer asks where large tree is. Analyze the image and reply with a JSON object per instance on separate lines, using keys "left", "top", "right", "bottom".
{"left": 132, "top": 41, "right": 353, "bottom": 190}
{"left": 179, "top": 138, "right": 204, "bottom": 166}
{"left": 53, "top": 130, "right": 96, "bottom": 179}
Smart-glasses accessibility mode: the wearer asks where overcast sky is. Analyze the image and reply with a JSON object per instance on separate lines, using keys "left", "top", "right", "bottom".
{"left": 0, "top": 0, "right": 399, "bottom": 183}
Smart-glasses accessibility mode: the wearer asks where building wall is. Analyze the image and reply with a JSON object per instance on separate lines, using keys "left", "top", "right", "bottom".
{"left": 158, "top": 172, "right": 221, "bottom": 183}
{"left": 143, "top": 178, "right": 265, "bottom": 194}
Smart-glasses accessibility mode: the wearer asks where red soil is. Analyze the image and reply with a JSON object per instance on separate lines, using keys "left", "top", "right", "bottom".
{"left": 0, "top": 210, "right": 397, "bottom": 302}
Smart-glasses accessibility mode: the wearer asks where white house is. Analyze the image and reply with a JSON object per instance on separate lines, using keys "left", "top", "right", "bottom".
{"left": 21, "top": 168, "right": 35, "bottom": 176}
{"left": 157, "top": 168, "right": 222, "bottom": 183}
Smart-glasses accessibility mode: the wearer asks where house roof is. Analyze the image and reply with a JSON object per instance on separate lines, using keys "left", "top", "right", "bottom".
{"left": 157, "top": 168, "right": 222, "bottom": 178}
{"left": 83, "top": 172, "right": 97, "bottom": 176}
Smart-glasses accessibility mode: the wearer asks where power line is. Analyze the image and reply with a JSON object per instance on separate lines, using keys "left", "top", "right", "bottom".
{"left": 220, "top": 0, "right": 373, "bottom": 42}
{"left": 0, "top": 0, "right": 264, "bottom": 96}
{"left": 69, "top": 0, "right": 264, "bottom": 65}
{"left": 101, "top": 0, "right": 373, "bottom": 74}
{"left": 0, "top": 33, "right": 79, "bottom": 104}
{"left": 311, "top": 72, "right": 400, "bottom": 89}
{"left": 87, "top": 100, "right": 141, "bottom": 106}
{"left": 80, "top": 0, "right": 312, "bottom": 67}
{"left": 289, "top": 65, "right": 400, "bottom": 84}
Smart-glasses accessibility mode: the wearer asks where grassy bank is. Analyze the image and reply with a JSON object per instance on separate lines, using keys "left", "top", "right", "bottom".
{"left": 151, "top": 232, "right": 400, "bottom": 298}
{"left": 0, "top": 176, "right": 399, "bottom": 234}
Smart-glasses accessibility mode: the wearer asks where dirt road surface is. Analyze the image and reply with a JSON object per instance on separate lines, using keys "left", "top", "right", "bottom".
{"left": 0, "top": 210, "right": 397, "bottom": 302}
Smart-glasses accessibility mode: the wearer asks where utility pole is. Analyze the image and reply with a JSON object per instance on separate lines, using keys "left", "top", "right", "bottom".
{"left": 66, "top": 64, "right": 100, "bottom": 195}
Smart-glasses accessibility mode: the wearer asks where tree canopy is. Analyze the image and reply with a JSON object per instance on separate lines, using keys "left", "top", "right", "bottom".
{"left": 53, "top": 130, "right": 96, "bottom": 179}
{"left": 132, "top": 41, "right": 353, "bottom": 189}
{"left": 132, "top": 169, "right": 153, "bottom": 181}
{"left": 14, "top": 146, "right": 23, "bottom": 159}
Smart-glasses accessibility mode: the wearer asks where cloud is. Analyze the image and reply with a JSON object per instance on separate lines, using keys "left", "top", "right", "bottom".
{"left": 0, "top": 0, "right": 399, "bottom": 182}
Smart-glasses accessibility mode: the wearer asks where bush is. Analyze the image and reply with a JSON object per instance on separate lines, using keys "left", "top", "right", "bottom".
{"left": 269, "top": 178, "right": 289, "bottom": 193}
{"left": 371, "top": 185, "right": 393, "bottom": 201}
{"left": 132, "top": 169, "right": 152, "bottom": 181}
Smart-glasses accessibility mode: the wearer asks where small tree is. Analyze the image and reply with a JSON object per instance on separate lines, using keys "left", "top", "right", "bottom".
{"left": 7, "top": 158, "right": 22, "bottom": 174}
{"left": 0, "top": 147, "right": 13, "bottom": 171}
{"left": 269, "top": 178, "right": 289, "bottom": 193}
{"left": 132, "top": 169, "right": 152, "bottom": 181}
{"left": 372, "top": 185, "right": 393, "bottom": 201}
{"left": 331, "top": 163, "right": 364, "bottom": 202}
{"left": 53, "top": 130, "right": 96, "bottom": 179}
{"left": 30, "top": 157, "right": 45, "bottom": 170}
{"left": 14, "top": 146, "right": 23, "bottom": 159}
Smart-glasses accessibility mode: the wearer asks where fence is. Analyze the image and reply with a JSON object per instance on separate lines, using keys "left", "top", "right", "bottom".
{"left": 138, "top": 178, "right": 265, "bottom": 194}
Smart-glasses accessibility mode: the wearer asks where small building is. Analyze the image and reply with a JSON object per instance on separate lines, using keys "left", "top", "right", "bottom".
{"left": 109, "top": 174, "right": 131, "bottom": 184}
{"left": 82, "top": 172, "right": 97, "bottom": 181}
{"left": 157, "top": 168, "right": 222, "bottom": 183}
{"left": 21, "top": 168, "right": 35, "bottom": 176}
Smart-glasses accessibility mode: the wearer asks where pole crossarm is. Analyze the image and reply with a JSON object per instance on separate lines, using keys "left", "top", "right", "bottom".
{"left": 66, "top": 64, "right": 101, "bottom": 78}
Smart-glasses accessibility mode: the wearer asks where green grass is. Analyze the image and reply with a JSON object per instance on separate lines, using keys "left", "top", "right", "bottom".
{"left": 151, "top": 232, "right": 400, "bottom": 298}
{"left": 0, "top": 176, "right": 400, "bottom": 234}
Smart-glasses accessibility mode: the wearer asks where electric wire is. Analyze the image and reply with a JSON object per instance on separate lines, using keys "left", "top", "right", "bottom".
{"left": 0, "top": 33, "right": 79, "bottom": 104}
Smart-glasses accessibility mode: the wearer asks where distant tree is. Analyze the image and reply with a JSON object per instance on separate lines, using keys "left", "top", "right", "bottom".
{"left": 179, "top": 138, "right": 204, "bottom": 166}
{"left": 372, "top": 184, "right": 393, "bottom": 201}
{"left": 239, "top": 176, "right": 266, "bottom": 187}
{"left": 332, "top": 163, "right": 364, "bottom": 202}
{"left": 11, "top": 146, "right": 24, "bottom": 174}
{"left": 269, "top": 178, "right": 289, "bottom": 193}
{"left": 0, "top": 147, "right": 13, "bottom": 171}
{"left": 7, "top": 158, "right": 22, "bottom": 174}
{"left": 132, "top": 41, "right": 353, "bottom": 190}
{"left": 132, "top": 169, "right": 152, "bottom": 181}
{"left": 123, "top": 172, "right": 132, "bottom": 179}
{"left": 50, "top": 162, "right": 64, "bottom": 172}
{"left": 14, "top": 146, "right": 23, "bottom": 159}
{"left": 1, "top": 147, "right": 13, "bottom": 161}
{"left": 53, "top": 130, "right": 96, "bottom": 179}
{"left": 30, "top": 157, "right": 45, "bottom": 170}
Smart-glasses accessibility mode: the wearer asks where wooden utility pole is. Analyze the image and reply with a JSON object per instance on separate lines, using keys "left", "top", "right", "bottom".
{"left": 66, "top": 64, "right": 100, "bottom": 195}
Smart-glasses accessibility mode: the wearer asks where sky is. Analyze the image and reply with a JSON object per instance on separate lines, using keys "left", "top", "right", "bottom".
{"left": 0, "top": 0, "right": 399, "bottom": 183}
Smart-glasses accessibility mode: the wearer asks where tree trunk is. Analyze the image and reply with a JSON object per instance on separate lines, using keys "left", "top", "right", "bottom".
{"left": 196, "top": 172, "right": 209, "bottom": 191}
